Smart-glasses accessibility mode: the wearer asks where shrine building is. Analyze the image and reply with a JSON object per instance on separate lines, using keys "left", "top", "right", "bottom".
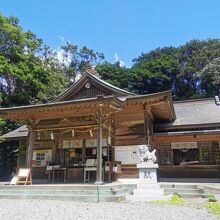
{"left": 1, "top": 72, "right": 220, "bottom": 183}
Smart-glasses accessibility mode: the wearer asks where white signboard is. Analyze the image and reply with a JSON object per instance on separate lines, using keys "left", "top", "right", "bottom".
{"left": 62, "top": 140, "right": 69, "bottom": 149}
{"left": 85, "top": 138, "right": 107, "bottom": 148}
{"left": 62, "top": 140, "right": 83, "bottom": 149}
{"left": 114, "top": 146, "right": 138, "bottom": 164}
{"left": 70, "top": 140, "right": 83, "bottom": 148}
{"left": 18, "top": 168, "right": 30, "bottom": 177}
{"left": 33, "top": 150, "right": 52, "bottom": 167}
{"left": 171, "top": 142, "right": 197, "bottom": 149}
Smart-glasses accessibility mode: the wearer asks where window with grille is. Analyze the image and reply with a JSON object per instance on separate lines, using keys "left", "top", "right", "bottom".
{"left": 198, "top": 141, "right": 220, "bottom": 165}
{"left": 156, "top": 143, "right": 172, "bottom": 165}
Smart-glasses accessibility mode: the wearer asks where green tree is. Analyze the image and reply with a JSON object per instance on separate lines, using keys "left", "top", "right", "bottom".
{"left": 0, "top": 14, "right": 69, "bottom": 136}
{"left": 60, "top": 42, "right": 105, "bottom": 82}
{"left": 132, "top": 39, "right": 220, "bottom": 99}
{"left": 0, "top": 14, "right": 68, "bottom": 107}
{"left": 177, "top": 39, "right": 220, "bottom": 99}
{"left": 96, "top": 62, "right": 132, "bottom": 91}
{"left": 199, "top": 58, "right": 220, "bottom": 96}
{"left": 131, "top": 47, "right": 179, "bottom": 95}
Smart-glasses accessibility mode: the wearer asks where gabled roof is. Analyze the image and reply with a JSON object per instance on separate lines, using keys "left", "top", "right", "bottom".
{"left": 54, "top": 73, "right": 133, "bottom": 102}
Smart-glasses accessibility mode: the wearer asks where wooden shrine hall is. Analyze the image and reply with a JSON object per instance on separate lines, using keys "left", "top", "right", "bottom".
{"left": 1, "top": 72, "right": 220, "bottom": 183}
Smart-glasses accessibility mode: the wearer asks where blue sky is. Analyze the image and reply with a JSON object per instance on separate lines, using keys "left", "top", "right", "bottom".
{"left": 1, "top": 0, "right": 220, "bottom": 67}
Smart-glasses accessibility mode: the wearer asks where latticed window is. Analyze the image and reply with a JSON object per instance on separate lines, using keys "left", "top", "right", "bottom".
{"left": 198, "top": 141, "right": 220, "bottom": 165}
{"left": 156, "top": 143, "right": 172, "bottom": 165}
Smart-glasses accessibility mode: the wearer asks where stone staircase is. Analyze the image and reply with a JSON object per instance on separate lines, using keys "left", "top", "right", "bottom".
{"left": 0, "top": 184, "right": 131, "bottom": 202}
{"left": 160, "top": 183, "right": 204, "bottom": 198}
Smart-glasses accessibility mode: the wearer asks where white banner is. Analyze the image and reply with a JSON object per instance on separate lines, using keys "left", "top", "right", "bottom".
{"left": 171, "top": 142, "right": 197, "bottom": 149}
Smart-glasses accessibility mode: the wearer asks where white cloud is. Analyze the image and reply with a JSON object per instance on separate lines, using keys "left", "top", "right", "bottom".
{"left": 55, "top": 47, "right": 81, "bottom": 82}
{"left": 55, "top": 47, "right": 71, "bottom": 65}
{"left": 57, "top": 35, "right": 66, "bottom": 43}
{"left": 56, "top": 48, "right": 64, "bottom": 62}
{"left": 114, "top": 53, "right": 125, "bottom": 67}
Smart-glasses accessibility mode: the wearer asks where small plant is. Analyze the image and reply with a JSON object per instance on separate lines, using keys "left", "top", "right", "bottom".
{"left": 204, "top": 192, "right": 220, "bottom": 218}
{"left": 173, "top": 193, "right": 182, "bottom": 198}
{"left": 203, "top": 193, "right": 217, "bottom": 202}
{"left": 206, "top": 202, "right": 220, "bottom": 217}
{"left": 170, "top": 194, "right": 185, "bottom": 205}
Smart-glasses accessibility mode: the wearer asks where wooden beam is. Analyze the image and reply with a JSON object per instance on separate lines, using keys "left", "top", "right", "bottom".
{"left": 152, "top": 133, "right": 220, "bottom": 143}
{"left": 31, "top": 124, "right": 99, "bottom": 132}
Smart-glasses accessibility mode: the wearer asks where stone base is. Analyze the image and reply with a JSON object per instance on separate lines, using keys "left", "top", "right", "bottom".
{"left": 138, "top": 162, "right": 158, "bottom": 184}
{"left": 126, "top": 183, "right": 166, "bottom": 202}
{"left": 126, "top": 162, "right": 166, "bottom": 202}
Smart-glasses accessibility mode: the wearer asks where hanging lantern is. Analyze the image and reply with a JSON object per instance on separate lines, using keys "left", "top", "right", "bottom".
{"left": 72, "top": 129, "right": 75, "bottom": 137}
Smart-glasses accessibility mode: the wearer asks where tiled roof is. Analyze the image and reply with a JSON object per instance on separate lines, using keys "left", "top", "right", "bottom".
{"left": 155, "top": 98, "right": 220, "bottom": 130}
{"left": 174, "top": 99, "right": 220, "bottom": 125}
{"left": 2, "top": 125, "right": 28, "bottom": 139}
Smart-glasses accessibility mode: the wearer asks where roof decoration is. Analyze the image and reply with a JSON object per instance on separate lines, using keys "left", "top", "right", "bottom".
{"left": 54, "top": 72, "right": 133, "bottom": 102}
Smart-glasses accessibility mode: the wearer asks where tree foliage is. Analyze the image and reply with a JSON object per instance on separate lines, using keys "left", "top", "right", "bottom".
{"left": 97, "top": 39, "right": 220, "bottom": 100}
{"left": 96, "top": 62, "right": 132, "bottom": 91}
{"left": 199, "top": 58, "right": 220, "bottom": 95}
{"left": 0, "top": 14, "right": 68, "bottom": 107}
{"left": 60, "top": 42, "right": 104, "bottom": 82}
{"left": 0, "top": 14, "right": 69, "bottom": 134}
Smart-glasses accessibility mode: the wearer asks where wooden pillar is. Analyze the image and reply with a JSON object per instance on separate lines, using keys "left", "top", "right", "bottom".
{"left": 82, "top": 139, "right": 86, "bottom": 164}
{"left": 107, "top": 123, "right": 112, "bottom": 182}
{"left": 144, "top": 105, "right": 154, "bottom": 150}
{"left": 26, "top": 130, "right": 34, "bottom": 168}
{"left": 95, "top": 102, "right": 104, "bottom": 184}
{"left": 144, "top": 108, "right": 150, "bottom": 145}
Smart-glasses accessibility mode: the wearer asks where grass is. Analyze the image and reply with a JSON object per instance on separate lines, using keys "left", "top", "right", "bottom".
{"left": 151, "top": 193, "right": 185, "bottom": 205}
{"left": 206, "top": 201, "right": 220, "bottom": 219}
{"left": 204, "top": 193, "right": 220, "bottom": 219}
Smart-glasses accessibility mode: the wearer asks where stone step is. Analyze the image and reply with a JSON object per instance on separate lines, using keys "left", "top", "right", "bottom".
{"left": 176, "top": 193, "right": 204, "bottom": 199}
{"left": 160, "top": 184, "right": 198, "bottom": 189}
{"left": 136, "top": 184, "right": 161, "bottom": 190}
{"left": 0, "top": 184, "right": 130, "bottom": 191}
{"left": 126, "top": 194, "right": 165, "bottom": 202}
{"left": 0, "top": 193, "right": 126, "bottom": 202}
{"left": 164, "top": 188, "right": 203, "bottom": 194}
{"left": 160, "top": 183, "right": 204, "bottom": 198}
{"left": 0, "top": 185, "right": 123, "bottom": 190}
{"left": 133, "top": 189, "right": 164, "bottom": 196}
{"left": 0, "top": 187, "right": 129, "bottom": 196}
{"left": 0, "top": 184, "right": 131, "bottom": 202}
{"left": 0, "top": 185, "right": 98, "bottom": 190}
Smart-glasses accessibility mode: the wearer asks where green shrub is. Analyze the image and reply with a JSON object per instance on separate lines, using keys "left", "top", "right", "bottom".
{"left": 203, "top": 193, "right": 217, "bottom": 202}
